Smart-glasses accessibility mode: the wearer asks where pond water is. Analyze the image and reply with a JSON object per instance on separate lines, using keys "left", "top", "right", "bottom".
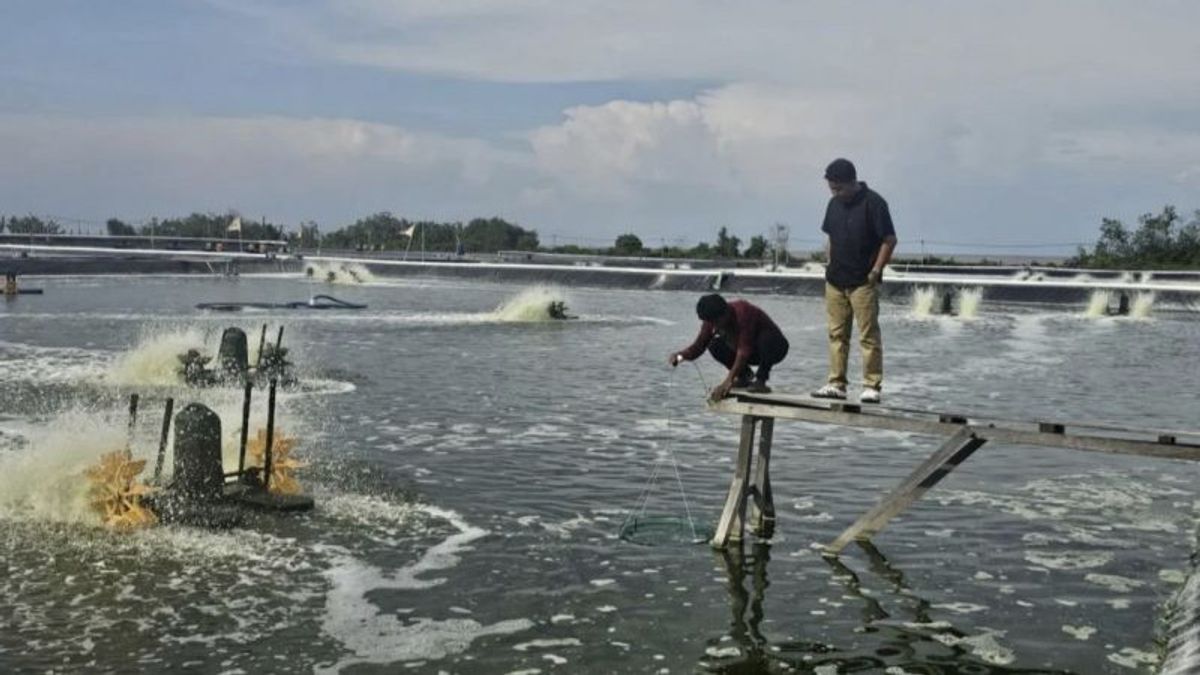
{"left": 1, "top": 273, "right": 1198, "bottom": 673}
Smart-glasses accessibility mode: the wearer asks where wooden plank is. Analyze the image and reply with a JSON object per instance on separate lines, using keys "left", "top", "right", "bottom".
{"left": 750, "top": 418, "right": 775, "bottom": 538}
{"left": 728, "top": 390, "right": 1200, "bottom": 443}
{"left": 711, "top": 399, "right": 1200, "bottom": 461}
{"left": 826, "top": 428, "right": 986, "bottom": 554}
{"left": 711, "top": 415, "right": 756, "bottom": 549}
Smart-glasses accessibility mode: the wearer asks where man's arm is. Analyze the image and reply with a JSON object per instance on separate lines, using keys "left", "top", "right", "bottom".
{"left": 873, "top": 235, "right": 897, "bottom": 271}
{"left": 671, "top": 322, "right": 713, "bottom": 365}
{"left": 825, "top": 235, "right": 831, "bottom": 263}
{"left": 867, "top": 235, "right": 897, "bottom": 285}
{"left": 711, "top": 348, "right": 751, "bottom": 401}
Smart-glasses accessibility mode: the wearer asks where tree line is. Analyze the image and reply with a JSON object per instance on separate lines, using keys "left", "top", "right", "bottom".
{"left": 0, "top": 211, "right": 791, "bottom": 260}
{"left": 1070, "top": 205, "right": 1200, "bottom": 269}
{"left": 20, "top": 206, "right": 1196, "bottom": 268}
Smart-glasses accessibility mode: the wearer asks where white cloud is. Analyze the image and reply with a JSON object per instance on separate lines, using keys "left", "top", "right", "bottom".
{"left": 0, "top": 114, "right": 528, "bottom": 224}
{"left": 216, "top": 0, "right": 1200, "bottom": 99}
{"left": 9, "top": 2, "right": 1200, "bottom": 248}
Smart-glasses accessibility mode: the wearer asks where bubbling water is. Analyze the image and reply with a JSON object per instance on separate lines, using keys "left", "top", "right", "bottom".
{"left": 304, "top": 262, "right": 376, "bottom": 285}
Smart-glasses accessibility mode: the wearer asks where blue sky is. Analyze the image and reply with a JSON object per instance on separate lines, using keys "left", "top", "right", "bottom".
{"left": 2, "top": 1, "right": 1199, "bottom": 254}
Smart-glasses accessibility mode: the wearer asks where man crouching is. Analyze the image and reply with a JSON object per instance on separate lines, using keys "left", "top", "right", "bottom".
{"left": 669, "top": 294, "right": 790, "bottom": 401}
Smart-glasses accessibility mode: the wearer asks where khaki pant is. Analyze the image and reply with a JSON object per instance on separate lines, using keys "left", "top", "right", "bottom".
{"left": 824, "top": 282, "right": 882, "bottom": 390}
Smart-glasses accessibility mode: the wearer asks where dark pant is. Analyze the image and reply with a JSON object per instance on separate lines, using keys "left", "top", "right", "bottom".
{"left": 707, "top": 329, "right": 790, "bottom": 383}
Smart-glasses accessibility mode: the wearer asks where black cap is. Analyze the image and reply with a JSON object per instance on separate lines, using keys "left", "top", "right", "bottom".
{"left": 824, "top": 158, "right": 856, "bottom": 182}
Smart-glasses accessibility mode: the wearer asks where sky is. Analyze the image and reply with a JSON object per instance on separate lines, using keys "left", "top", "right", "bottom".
{"left": 1, "top": 1, "right": 1198, "bottom": 254}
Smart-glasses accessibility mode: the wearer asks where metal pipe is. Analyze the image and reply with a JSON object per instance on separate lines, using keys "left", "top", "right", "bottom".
{"left": 126, "top": 393, "right": 139, "bottom": 446}
{"left": 153, "top": 397, "right": 174, "bottom": 482}
{"left": 255, "top": 323, "right": 267, "bottom": 369}
{"left": 237, "top": 381, "right": 252, "bottom": 478}
{"left": 274, "top": 325, "right": 285, "bottom": 351}
{"left": 263, "top": 378, "right": 277, "bottom": 491}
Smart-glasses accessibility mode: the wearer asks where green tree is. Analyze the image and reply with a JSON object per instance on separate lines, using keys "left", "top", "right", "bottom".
{"left": 1072, "top": 205, "right": 1200, "bottom": 269}
{"left": 461, "top": 217, "right": 538, "bottom": 252}
{"left": 715, "top": 226, "right": 740, "bottom": 258}
{"left": 687, "top": 241, "right": 714, "bottom": 259}
{"left": 744, "top": 235, "right": 769, "bottom": 260}
{"left": 106, "top": 218, "right": 137, "bottom": 236}
{"left": 612, "top": 233, "right": 644, "bottom": 256}
{"left": 7, "top": 215, "right": 61, "bottom": 234}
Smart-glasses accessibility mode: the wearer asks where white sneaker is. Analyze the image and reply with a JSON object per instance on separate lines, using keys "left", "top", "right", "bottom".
{"left": 812, "top": 384, "right": 847, "bottom": 400}
{"left": 859, "top": 387, "right": 881, "bottom": 404}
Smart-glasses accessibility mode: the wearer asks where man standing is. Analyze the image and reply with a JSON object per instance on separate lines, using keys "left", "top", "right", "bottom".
{"left": 670, "top": 294, "right": 789, "bottom": 401}
{"left": 812, "top": 158, "right": 897, "bottom": 403}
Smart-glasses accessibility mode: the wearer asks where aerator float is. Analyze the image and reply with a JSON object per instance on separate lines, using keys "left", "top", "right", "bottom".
{"left": 178, "top": 325, "right": 296, "bottom": 388}
{"left": 85, "top": 382, "right": 314, "bottom": 531}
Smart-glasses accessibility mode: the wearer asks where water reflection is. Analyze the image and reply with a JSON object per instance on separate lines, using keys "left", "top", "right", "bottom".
{"left": 701, "top": 542, "right": 1072, "bottom": 674}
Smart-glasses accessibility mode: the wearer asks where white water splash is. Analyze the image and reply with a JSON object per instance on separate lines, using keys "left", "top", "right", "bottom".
{"left": 492, "top": 286, "right": 570, "bottom": 322}
{"left": 305, "top": 262, "right": 375, "bottom": 285}
{"left": 106, "top": 326, "right": 207, "bottom": 387}
{"left": 958, "top": 287, "right": 983, "bottom": 319}
{"left": 911, "top": 286, "right": 937, "bottom": 317}
{"left": 1084, "top": 290, "right": 1111, "bottom": 318}
{"left": 0, "top": 409, "right": 130, "bottom": 524}
{"left": 1131, "top": 292, "right": 1155, "bottom": 319}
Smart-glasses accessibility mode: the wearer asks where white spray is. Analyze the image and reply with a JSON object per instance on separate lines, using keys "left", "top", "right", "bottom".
{"left": 910, "top": 286, "right": 939, "bottom": 317}
{"left": 492, "top": 287, "right": 570, "bottom": 322}
{"left": 1084, "top": 290, "right": 1112, "bottom": 318}
{"left": 958, "top": 287, "right": 983, "bottom": 319}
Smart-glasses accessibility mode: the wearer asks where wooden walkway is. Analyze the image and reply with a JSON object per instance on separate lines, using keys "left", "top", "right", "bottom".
{"left": 706, "top": 390, "right": 1200, "bottom": 554}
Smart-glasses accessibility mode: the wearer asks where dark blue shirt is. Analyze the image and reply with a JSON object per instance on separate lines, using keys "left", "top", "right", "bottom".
{"left": 821, "top": 182, "right": 896, "bottom": 288}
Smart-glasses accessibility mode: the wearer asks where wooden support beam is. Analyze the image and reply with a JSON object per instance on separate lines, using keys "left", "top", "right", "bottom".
{"left": 750, "top": 418, "right": 775, "bottom": 539}
{"left": 711, "top": 396, "right": 1200, "bottom": 462}
{"left": 825, "top": 427, "right": 986, "bottom": 554}
{"left": 712, "top": 415, "right": 757, "bottom": 549}
{"left": 705, "top": 391, "right": 1198, "bottom": 554}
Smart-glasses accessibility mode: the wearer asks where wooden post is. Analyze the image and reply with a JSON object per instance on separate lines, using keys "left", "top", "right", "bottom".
{"left": 749, "top": 418, "right": 775, "bottom": 538}
{"left": 826, "top": 427, "right": 986, "bottom": 554}
{"left": 712, "top": 415, "right": 758, "bottom": 549}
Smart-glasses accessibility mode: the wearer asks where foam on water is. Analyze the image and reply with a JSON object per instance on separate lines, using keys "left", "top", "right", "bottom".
{"left": 316, "top": 503, "right": 534, "bottom": 670}
{"left": 0, "top": 340, "right": 105, "bottom": 383}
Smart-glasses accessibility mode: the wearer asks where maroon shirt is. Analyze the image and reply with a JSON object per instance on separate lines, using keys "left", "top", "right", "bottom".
{"left": 679, "top": 300, "right": 780, "bottom": 361}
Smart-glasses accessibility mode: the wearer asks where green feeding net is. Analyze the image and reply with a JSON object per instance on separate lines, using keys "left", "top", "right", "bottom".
{"left": 618, "top": 368, "right": 711, "bottom": 546}
{"left": 618, "top": 515, "right": 713, "bottom": 546}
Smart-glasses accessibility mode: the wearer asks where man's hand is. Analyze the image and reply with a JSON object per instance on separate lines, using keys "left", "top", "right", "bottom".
{"left": 709, "top": 379, "right": 733, "bottom": 402}
{"left": 668, "top": 353, "right": 684, "bottom": 367}
{"left": 867, "top": 268, "right": 883, "bottom": 287}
